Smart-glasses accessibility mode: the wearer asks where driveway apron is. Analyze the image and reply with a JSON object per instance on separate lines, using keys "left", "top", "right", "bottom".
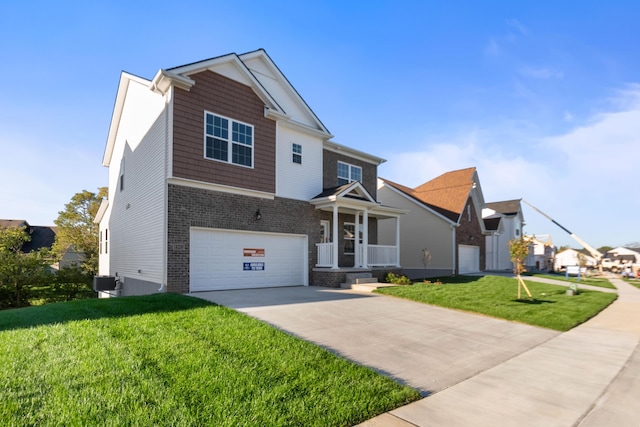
{"left": 191, "top": 286, "right": 558, "bottom": 396}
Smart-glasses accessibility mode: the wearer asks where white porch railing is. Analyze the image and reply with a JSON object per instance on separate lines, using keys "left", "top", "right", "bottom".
{"left": 367, "top": 244, "right": 398, "bottom": 267}
{"left": 316, "top": 243, "right": 398, "bottom": 267}
{"left": 316, "top": 243, "right": 334, "bottom": 267}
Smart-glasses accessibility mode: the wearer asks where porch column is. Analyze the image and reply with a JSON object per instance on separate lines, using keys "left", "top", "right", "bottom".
{"left": 395, "top": 216, "right": 401, "bottom": 267}
{"left": 354, "top": 213, "right": 360, "bottom": 267}
{"left": 362, "top": 209, "right": 369, "bottom": 268}
{"left": 332, "top": 205, "right": 339, "bottom": 269}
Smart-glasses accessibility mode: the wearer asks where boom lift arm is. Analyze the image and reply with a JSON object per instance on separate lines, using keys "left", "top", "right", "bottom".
{"left": 522, "top": 199, "right": 603, "bottom": 261}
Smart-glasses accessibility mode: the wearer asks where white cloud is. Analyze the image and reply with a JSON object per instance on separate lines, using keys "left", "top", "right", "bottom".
{"left": 519, "top": 66, "right": 564, "bottom": 79}
{"left": 379, "top": 85, "right": 640, "bottom": 248}
{"left": 506, "top": 18, "right": 529, "bottom": 37}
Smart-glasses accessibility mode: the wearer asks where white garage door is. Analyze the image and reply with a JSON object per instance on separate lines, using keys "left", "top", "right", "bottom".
{"left": 458, "top": 245, "right": 480, "bottom": 274}
{"left": 190, "top": 228, "right": 308, "bottom": 292}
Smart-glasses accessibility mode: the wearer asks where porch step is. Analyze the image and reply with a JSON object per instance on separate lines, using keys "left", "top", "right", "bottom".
{"left": 354, "top": 277, "right": 378, "bottom": 284}
{"left": 346, "top": 282, "right": 399, "bottom": 292}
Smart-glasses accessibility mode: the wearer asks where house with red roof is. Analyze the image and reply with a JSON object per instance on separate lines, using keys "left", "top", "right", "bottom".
{"left": 377, "top": 167, "right": 488, "bottom": 278}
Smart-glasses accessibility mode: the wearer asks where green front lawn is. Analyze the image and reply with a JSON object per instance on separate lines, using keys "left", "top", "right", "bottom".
{"left": 0, "top": 294, "right": 419, "bottom": 427}
{"left": 376, "top": 275, "right": 617, "bottom": 331}
{"left": 525, "top": 273, "right": 616, "bottom": 289}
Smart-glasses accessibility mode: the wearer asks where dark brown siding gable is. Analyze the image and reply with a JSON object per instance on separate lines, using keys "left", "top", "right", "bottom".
{"left": 172, "top": 70, "right": 276, "bottom": 193}
{"left": 322, "top": 150, "right": 378, "bottom": 200}
{"left": 456, "top": 196, "right": 486, "bottom": 271}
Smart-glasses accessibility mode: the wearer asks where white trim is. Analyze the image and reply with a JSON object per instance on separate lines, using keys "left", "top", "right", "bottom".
{"left": 168, "top": 177, "right": 275, "bottom": 200}
{"left": 324, "top": 140, "right": 386, "bottom": 165}
{"left": 380, "top": 180, "right": 456, "bottom": 225}
{"left": 266, "top": 109, "right": 333, "bottom": 139}
{"left": 94, "top": 199, "right": 109, "bottom": 224}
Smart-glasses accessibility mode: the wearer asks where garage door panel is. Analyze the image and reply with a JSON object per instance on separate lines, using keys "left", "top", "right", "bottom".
{"left": 190, "top": 229, "right": 307, "bottom": 292}
{"left": 459, "top": 245, "right": 480, "bottom": 274}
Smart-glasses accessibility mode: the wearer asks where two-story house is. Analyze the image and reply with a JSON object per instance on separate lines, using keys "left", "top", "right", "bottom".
{"left": 482, "top": 199, "right": 525, "bottom": 271}
{"left": 377, "top": 167, "right": 488, "bottom": 278}
{"left": 96, "top": 49, "right": 403, "bottom": 296}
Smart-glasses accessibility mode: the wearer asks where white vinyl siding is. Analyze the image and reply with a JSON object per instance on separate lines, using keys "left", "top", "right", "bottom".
{"left": 275, "top": 125, "right": 323, "bottom": 200}
{"left": 106, "top": 78, "right": 167, "bottom": 286}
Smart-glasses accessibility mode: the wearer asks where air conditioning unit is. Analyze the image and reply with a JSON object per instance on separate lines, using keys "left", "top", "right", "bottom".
{"left": 93, "top": 276, "right": 118, "bottom": 291}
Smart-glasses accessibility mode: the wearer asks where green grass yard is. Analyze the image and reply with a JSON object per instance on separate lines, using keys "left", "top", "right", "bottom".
{"left": 376, "top": 275, "right": 617, "bottom": 331}
{"left": 525, "top": 273, "right": 616, "bottom": 289}
{"left": 0, "top": 294, "right": 419, "bottom": 427}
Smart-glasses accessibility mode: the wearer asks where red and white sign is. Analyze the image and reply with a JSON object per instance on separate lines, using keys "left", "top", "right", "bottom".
{"left": 243, "top": 248, "right": 265, "bottom": 257}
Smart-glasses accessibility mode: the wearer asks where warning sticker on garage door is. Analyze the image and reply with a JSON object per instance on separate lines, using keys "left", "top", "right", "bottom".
{"left": 243, "top": 262, "right": 265, "bottom": 271}
{"left": 243, "top": 248, "right": 265, "bottom": 257}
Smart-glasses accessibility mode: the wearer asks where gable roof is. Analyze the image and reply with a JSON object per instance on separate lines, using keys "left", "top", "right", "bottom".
{"left": 0, "top": 219, "right": 56, "bottom": 252}
{"left": 484, "top": 217, "right": 501, "bottom": 231}
{"left": 105, "top": 49, "right": 333, "bottom": 167}
{"left": 382, "top": 167, "right": 480, "bottom": 222}
{"left": 486, "top": 199, "right": 522, "bottom": 216}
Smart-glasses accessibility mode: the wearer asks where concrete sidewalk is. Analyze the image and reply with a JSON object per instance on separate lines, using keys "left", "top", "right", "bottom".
{"left": 364, "top": 278, "right": 640, "bottom": 426}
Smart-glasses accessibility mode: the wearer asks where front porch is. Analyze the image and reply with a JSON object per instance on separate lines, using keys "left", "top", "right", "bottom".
{"left": 310, "top": 181, "right": 405, "bottom": 271}
{"left": 310, "top": 266, "right": 402, "bottom": 288}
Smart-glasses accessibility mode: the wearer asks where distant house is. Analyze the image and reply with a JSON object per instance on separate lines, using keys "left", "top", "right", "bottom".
{"left": 554, "top": 248, "right": 597, "bottom": 271}
{"left": 378, "top": 167, "right": 488, "bottom": 278}
{"left": 0, "top": 219, "right": 56, "bottom": 253}
{"left": 605, "top": 246, "right": 640, "bottom": 264}
{"left": 524, "top": 234, "right": 555, "bottom": 272}
{"left": 0, "top": 219, "right": 83, "bottom": 269}
{"left": 482, "top": 199, "right": 525, "bottom": 271}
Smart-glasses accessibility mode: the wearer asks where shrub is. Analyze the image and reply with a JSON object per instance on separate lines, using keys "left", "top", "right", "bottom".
{"left": 385, "top": 272, "right": 413, "bottom": 286}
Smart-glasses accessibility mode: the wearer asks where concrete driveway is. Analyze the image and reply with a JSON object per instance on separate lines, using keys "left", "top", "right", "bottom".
{"left": 191, "top": 286, "right": 559, "bottom": 396}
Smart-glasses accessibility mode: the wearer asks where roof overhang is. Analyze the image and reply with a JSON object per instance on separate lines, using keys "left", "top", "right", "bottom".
{"left": 324, "top": 140, "right": 386, "bottom": 165}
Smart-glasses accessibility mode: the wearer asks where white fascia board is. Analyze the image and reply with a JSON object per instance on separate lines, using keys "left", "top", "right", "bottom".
{"left": 171, "top": 53, "right": 283, "bottom": 114}
{"left": 324, "top": 140, "right": 386, "bottom": 165}
{"left": 94, "top": 198, "right": 109, "bottom": 224}
{"left": 168, "top": 177, "right": 275, "bottom": 200}
{"left": 103, "top": 72, "right": 152, "bottom": 167}
{"left": 240, "top": 49, "right": 332, "bottom": 136}
{"left": 266, "top": 108, "right": 333, "bottom": 139}
{"left": 150, "top": 69, "right": 195, "bottom": 95}
{"left": 381, "top": 181, "right": 456, "bottom": 225}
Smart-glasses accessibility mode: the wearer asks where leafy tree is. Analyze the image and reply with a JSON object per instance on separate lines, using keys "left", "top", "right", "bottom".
{"left": 0, "top": 226, "right": 53, "bottom": 309}
{"left": 53, "top": 188, "right": 107, "bottom": 275}
{"left": 54, "top": 265, "right": 95, "bottom": 302}
{"left": 597, "top": 246, "right": 613, "bottom": 254}
{"left": 509, "top": 237, "right": 532, "bottom": 299}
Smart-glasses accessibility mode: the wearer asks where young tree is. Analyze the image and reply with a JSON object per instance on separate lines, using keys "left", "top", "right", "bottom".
{"left": 509, "top": 237, "right": 532, "bottom": 299}
{"left": 421, "top": 248, "right": 432, "bottom": 280}
{"left": 0, "top": 226, "right": 53, "bottom": 309}
{"left": 53, "top": 188, "right": 107, "bottom": 275}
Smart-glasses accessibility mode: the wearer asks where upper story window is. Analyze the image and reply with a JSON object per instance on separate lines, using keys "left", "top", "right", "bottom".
{"left": 204, "top": 112, "right": 253, "bottom": 168}
{"left": 337, "top": 161, "right": 362, "bottom": 186}
{"left": 292, "top": 143, "right": 302, "bottom": 164}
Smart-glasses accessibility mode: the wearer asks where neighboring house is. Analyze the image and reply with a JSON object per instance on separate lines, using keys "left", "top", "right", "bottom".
{"left": 605, "top": 246, "right": 640, "bottom": 264}
{"left": 554, "top": 248, "right": 597, "bottom": 271}
{"left": 0, "top": 219, "right": 56, "bottom": 253}
{"left": 482, "top": 199, "right": 525, "bottom": 271}
{"left": 377, "top": 167, "right": 488, "bottom": 278}
{"left": 524, "top": 234, "right": 555, "bottom": 272}
{"left": 0, "top": 219, "right": 82, "bottom": 269}
{"left": 96, "top": 49, "right": 404, "bottom": 296}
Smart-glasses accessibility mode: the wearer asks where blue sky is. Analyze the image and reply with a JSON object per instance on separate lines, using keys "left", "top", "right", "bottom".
{"left": 1, "top": 1, "right": 639, "bottom": 249}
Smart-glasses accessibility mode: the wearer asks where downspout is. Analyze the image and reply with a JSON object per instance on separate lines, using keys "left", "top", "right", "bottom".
{"left": 158, "top": 87, "right": 171, "bottom": 293}
{"left": 451, "top": 223, "right": 457, "bottom": 275}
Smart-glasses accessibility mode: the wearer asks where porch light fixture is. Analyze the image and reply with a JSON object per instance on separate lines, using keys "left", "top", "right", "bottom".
{"left": 255, "top": 209, "right": 262, "bottom": 221}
